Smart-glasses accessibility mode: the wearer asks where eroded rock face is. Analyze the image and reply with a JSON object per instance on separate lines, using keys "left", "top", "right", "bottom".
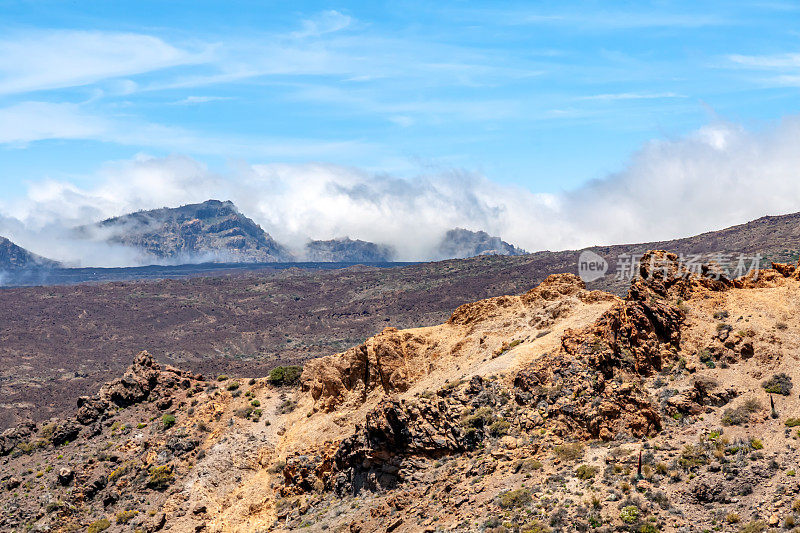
{"left": 0, "top": 421, "right": 36, "bottom": 457}
{"left": 285, "top": 376, "right": 517, "bottom": 496}
{"left": 513, "top": 251, "right": 698, "bottom": 440}
{"left": 302, "top": 328, "right": 433, "bottom": 412}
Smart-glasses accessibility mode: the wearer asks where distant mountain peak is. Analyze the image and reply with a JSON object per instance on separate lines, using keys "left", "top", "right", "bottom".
{"left": 83, "top": 199, "right": 294, "bottom": 264}
{"left": 305, "top": 237, "right": 395, "bottom": 262}
{"left": 436, "top": 228, "right": 526, "bottom": 259}
{"left": 0, "top": 236, "right": 60, "bottom": 271}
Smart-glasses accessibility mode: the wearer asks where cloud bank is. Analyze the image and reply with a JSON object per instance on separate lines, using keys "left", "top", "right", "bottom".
{"left": 2, "top": 116, "right": 800, "bottom": 266}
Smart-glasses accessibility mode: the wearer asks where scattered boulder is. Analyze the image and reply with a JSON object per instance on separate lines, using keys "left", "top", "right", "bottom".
{"left": 57, "top": 468, "right": 74, "bottom": 486}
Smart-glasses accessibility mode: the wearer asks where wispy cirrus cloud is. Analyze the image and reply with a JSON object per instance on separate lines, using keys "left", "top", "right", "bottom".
{"left": 0, "top": 101, "right": 379, "bottom": 161}
{"left": 0, "top": 30, "right": 208, "bottom": 96}
{"left": 728, "top": 52, "right": 800, "bottom": 69}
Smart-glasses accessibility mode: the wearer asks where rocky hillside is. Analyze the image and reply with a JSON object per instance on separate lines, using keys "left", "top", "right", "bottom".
{"left": 5, "top": 251, "right": 800, "bottom": 532}
{"left": 304, "top": 238, "right": 395, "bottom": 262}
{"left": 436, "top": 228, "right": 526, "bottom": 259}
{"left": 0, "top": 236, "right": 59, "bottom": 271}
{"left": 79, "top": 200, "right": 294, "bottom": 263}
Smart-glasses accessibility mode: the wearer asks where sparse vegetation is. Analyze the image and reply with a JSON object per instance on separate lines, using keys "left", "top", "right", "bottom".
{"left": 575, "top": 464, "right": 598, "bottom": 480}
{"left": 147, "top": 465, "right": 174, "bottom": 490}
{"left": 116, "top": 510, "right": 138, "bottom": 524}
{"left": 268, "top": 365, "right": 303, "bottom": 386}
{"left": 87, "top": 519, "right": 111, "bottom": 533}
{"left": 619, "top": 505, "right": 640, "bottom": 524}
{"left": 722, "top": 399, "right": 762, "bottom": 426}
{"left": 762, "top": 373, "right": 793, "bottom": 395}
{"left": 553, "top": 442, "right": 584, "bottom": 461}
{"left": 498, "top": 488, "right": 532, "bottom": 509}
{"left": 161, "top": 414, "right": 176, "bottom": 429}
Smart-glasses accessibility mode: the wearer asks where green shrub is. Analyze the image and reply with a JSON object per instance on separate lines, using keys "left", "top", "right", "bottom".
{"left": 161, "top": 414, "right": 176, "bottom": 429}
{"left": 217, "top": 374, "right": 229, "bottom": 381}
{"left": 250, "top": 399, "right": 261, "bottom": 407}
{"left": 553, "top": 442, "right": 585, "bottom": 461}
{"left": 619, "top": 505, "right": 640, "bottom": 524}
{"left": 515, "top": 458, "right": 543, "bottom": 473}
{"left": 750, "top": 438, "right": 764, "bottom": 450}
{"left": 147, "top": 465, "right": 174, "bottom": 490}
{"left": 762, "top": 373, "right": 793, "bottom": 395}
{"left": 787, "top": 418, "right": 800, "bottom": 427}
{"left": 520, "top": 520, "right": 551, "bottom": 533}
{"left": 498, "top": 488, "right": 532, "bottom": 509}
{"left": 461, "top": 407, "right": 493, "bottom": 429}
{"left": 226, "top": 381, "right": 240, "bottom": 391}
{"left": 87, "top": 519, "right": 111, "bottom": 533}
{"left": 737, "top": 521, "right": 767, "bottom": 533}
{"left": 268, "top": 366, "right": 303, "bottom": 386}
{"left": 488, "top": 419, "right": 511, "bottom": 437}
{"left": 575, "top": 464, "right": 598, "bottom": 480}
{"left": 116, "top": 510, "right": 138, "bottom": 524}
{"left": 722, "top": 399, "right": 762, "bottom": 426}
{"left": 108, "top": 464, "right": 130, "bottom": 484}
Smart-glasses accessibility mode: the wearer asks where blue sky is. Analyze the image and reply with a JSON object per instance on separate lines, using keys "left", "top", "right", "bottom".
{"left": 1, "top": 0, "right": 798, "bottom": 202}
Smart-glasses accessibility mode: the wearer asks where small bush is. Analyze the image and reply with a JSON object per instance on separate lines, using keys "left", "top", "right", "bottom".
{"left": 217, "top": 374, "right": 229, "bottom": 381}
{"left": 762, "top": 373, "right": 793, "bottom": 395}
{"left": 488, "top": 420, "right": 511, "bottom": 437}
{"left": 227, "top": 381, "right": 240, "bottom": 391}
{"left": 278, "top": 399, "right": 297, "bottom": 414}
{"left": 722, "top": 399, "right": 762, "bottom": 426}
{"left": 553, "top": 442, "right": 585, "bottom": 461}
{"left": 498, "top": 488, "right": 532, "bottom": 509}
{"left": 619, "top": 505, "right": 640, "bottom": 524}
{"left": 161, "top": 414, "right": 176, "bottom": 429}
{"left": 147, "top": 465, "right": 174, "bottom": 490}
{"left": 268, "top": 366, "right": 303, "bottom": 386}
{"left": 87, "top": 519, "right": 111, "bottom": 533}
{"left": 750, "top": 438, "right": 763, "bottom": 450}
{"left": 786, "top": 418, "right": 800, "bottom": 427}
{"left": 515, "top": 458, "right": 543, "bottom": 473}
{"left": 251, "top": 399, "right": 261, "bottom": 407}
{"left": 737, "top": 521, "right": 767, "bottom": 533}
{"left": 116, "top": 510, "right": 138, "bottom": 524}
{"left": 726, "top": 512, "right": 740, "bottom": 524}
{"left": 575, "top": 464, "right": 598, "bottom": 480}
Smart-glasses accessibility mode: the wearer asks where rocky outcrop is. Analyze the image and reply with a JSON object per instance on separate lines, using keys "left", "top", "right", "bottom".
{"left": 76, "top": 351, "right": 201, "bottom": 427}
{"left": 302, "top": 328, "right": 435, "bottom": 412}
{"left": 512, "top": 251, "right": 698, "bottom": 440}
{"left": 286, "top": 375, "right": 508, "bottom": 496}
{"left": 0, "top": 420, "right": 36, "bottom": 456}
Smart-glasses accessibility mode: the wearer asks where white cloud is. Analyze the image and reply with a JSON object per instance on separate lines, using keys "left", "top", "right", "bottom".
{"left": 0, "top": 30, "right": 206, "bottom": 95}
{"left": 292, "top": 10, "right": 353, "bottom": 38}
{"left": 0, "top": 100, "right": 380, "bottom": 161}
{"left": 0, "top": 102, "right": 108, "bottom": 144}
{"left": 3, "top": 116, "right": 800, "bottom": 266}
{"left": 728, "top": 52, "right": 800, "bottom": 69}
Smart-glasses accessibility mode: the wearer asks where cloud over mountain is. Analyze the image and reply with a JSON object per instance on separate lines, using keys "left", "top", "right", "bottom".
{"left": 1, "top": 116, "right": 800, "bottom": 266}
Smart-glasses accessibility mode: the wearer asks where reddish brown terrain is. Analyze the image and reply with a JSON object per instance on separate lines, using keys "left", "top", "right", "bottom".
{"left": 1, "top": 211, "right": 799, "bottom": 429}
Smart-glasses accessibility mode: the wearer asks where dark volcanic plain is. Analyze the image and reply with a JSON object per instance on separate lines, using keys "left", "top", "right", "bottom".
{"left": 1, "top": 211, "right": 800, "bottom": 428}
